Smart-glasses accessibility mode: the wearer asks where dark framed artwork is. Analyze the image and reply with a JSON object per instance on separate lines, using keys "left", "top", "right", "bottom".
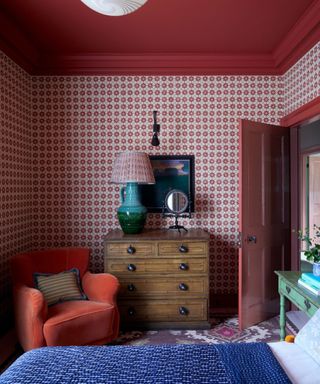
{"left": 140, "top": 155, "right": 195, "bottom": 213}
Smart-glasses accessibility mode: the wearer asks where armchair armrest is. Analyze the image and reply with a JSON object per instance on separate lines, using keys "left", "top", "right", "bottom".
{"left": 82, "top": 272, "right": 120, "bottom": 305}
{"left": 13, "top": 285, "right": 48, "bottom": 351}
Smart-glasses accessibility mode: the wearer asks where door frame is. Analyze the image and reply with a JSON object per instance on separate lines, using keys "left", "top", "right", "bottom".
{"left": 300, "top": 146, "right": 320, "bottom": 233}
{"left": 280, "top": 96, "right": 320, "bottom": 271}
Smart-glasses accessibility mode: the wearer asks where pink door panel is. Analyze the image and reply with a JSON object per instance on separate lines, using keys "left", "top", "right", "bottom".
{"left": 239, "top": 119, "right": 290, "bottom": 329}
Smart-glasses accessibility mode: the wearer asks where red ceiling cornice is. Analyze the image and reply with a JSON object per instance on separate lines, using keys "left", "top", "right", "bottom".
{"left": 37, "top": 53, "right": 278, "bottom": 76}
{"left": 0, "top": 0, "right": 319, "bottom": 75}
{"left": 273, "top": 0, "right": 320, "bottom": 72}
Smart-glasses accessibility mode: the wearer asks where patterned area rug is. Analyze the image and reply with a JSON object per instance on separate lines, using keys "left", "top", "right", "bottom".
{"left": 0, "top": 316, "right": 297, "bottom": 373}
{"left": 113, "top": 316, "right": 298, "bottom": 346}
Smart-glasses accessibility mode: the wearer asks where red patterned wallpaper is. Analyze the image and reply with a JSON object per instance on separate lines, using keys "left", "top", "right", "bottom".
{"left": 30, "top": 75, "right": 283, "bottom": 301}
{"left": 0, "top": 42, "right": 319, "bottom": 329}
{"left": 0, "top": 52, "right": 33, "bottom": 330}
{"left": 284, "top": 42, "right": 320, "bottom": 115}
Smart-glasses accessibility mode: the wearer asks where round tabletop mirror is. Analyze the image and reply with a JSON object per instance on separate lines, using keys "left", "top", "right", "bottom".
{"left": 165, "top": 189, "right": 188, "bottom": 214}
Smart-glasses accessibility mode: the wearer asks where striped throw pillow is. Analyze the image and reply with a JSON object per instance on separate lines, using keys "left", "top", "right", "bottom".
{"left": 33, "top": 268, "right": 87, "bottom": 306}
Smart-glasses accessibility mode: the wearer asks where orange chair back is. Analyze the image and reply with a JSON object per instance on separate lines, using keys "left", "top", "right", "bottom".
{"left": 11, "top": 248, "right": 90, "bottom": 288}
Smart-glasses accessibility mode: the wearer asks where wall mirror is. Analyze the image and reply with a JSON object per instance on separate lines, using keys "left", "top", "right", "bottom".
{"left": 162, "top": 189, "right": 191, "bottom": 232}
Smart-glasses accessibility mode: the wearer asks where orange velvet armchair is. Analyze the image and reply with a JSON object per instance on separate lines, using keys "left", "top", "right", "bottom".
{"left": 11, "top": 248, "right": 120, "bottom": 351}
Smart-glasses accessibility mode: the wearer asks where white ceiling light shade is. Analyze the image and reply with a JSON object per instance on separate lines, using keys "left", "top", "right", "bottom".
{"left": 80, "top": 0, "right": 148, "bottom": 16}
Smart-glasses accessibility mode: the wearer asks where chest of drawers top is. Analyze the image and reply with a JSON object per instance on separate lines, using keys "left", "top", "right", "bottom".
{"left": 105, "top": 228, "right": 210, "bottom": 242}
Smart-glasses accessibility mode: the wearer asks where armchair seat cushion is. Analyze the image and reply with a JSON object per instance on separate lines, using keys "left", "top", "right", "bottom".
{"left": 44, "top": 300, "right": 116, "bottom": 346}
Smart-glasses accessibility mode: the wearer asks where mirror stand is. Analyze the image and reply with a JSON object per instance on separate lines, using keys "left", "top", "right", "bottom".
{"left": 168, "top": 215, "right": 189, "bottom": 232}
{"left": 162, "top": 189, "right": 192, "bottom": 233}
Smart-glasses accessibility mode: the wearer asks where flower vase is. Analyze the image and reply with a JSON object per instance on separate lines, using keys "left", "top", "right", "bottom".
{"left": 313, "top": 262, "right": 320, "bottom": 276}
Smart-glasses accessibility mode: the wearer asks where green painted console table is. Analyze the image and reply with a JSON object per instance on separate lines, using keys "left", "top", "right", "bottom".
{"left": 275, "top": 271, "right": 320, "bottom": 340}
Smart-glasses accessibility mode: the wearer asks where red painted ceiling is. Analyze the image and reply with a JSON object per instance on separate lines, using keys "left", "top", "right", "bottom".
{"left": 0, "top": 0, "right": 314, "bottom": 54}
{"left": 0, "top": 0, "right": 319, "bottom": 74}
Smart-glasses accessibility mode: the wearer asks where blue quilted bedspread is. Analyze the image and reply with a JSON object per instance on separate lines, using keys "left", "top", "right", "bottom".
{"left": 0, "top": 343, "right": 291, "bottom": 383}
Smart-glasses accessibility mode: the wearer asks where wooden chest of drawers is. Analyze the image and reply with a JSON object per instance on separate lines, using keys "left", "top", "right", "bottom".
{"left": 104, "top": 229, "right": 210, "bottom": 329}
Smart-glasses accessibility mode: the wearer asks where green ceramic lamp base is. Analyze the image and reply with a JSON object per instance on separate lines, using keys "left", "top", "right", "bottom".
{"left": 117, "top": 182, "right": 147, "bottom": 234}
{"left": 117, "top": 211, "right": 146, "bottom": 234}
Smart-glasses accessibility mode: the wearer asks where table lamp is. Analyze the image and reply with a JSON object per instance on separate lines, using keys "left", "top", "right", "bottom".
{"left": 111, "top": 152, "right": 155, "bottom": 234}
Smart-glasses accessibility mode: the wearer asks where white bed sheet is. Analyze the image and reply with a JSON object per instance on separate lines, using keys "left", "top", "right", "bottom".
{"left": 269, "top": 342, "right": 320, "bottom": 384}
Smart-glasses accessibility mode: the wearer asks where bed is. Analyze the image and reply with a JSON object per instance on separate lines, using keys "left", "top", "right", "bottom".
{"left": 269, "top": 342, "right": 320, "bottom": 384}
{"left": 2, "top": 310, "right": 320, "bottom": 384}
{"left": 0, "top": 342, "right": 302, "bottom": 384}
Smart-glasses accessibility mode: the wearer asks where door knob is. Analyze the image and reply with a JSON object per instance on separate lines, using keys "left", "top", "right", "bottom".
{"left": 247, "top": 235, "right": 257, "bottom": 244}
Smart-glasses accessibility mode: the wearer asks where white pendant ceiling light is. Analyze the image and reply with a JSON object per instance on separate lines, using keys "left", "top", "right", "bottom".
{"left": 81, "top": 0, "right": 148, "bottom": 16}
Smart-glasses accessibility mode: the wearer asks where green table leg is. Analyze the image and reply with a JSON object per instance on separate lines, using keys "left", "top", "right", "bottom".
{"left": 279, "top": 293, "right": 286, "bottom": 341}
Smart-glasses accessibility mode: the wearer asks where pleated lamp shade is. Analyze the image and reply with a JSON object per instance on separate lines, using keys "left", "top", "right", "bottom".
{"left": 111, "top": 152, "right": 155, "bottom": 184}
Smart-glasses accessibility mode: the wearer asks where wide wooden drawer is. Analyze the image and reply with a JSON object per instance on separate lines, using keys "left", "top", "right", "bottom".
{"left": 118, "top": 277, "right": 208, "bottom": 298}
{"left": 158, "top": 241, "right": 207, "bottom": 256}
{"left": 105, "top": 258, "right": 207, "bottom": 275}
{"left": 105, "top": 242, "right": 155, "bottom": 258}
{"left": 279, "top": 278, "right": 318, "bottom": 317}
{"left": 120, "top": 299, "right": 207, "bottom": 322}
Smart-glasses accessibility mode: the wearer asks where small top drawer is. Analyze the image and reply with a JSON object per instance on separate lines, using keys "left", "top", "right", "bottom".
{"left": 279, "top": 279, "right": 318, "bottom": 317}
{"left": 105, "top": 242, "right": 155, "bottom": 258}
{"left": 159, "top": 241, "right": 207, "bottom": 256}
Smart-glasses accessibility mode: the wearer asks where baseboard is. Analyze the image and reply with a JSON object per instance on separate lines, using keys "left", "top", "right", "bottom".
{"left": 210, "top": 293, "right": 238, "bottom": 317}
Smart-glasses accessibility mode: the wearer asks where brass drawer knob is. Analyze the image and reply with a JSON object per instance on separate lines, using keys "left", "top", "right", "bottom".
{"left": 127, "top": 284, "right": 135, "bottom": 292}
{"left": 179, "top": 283, "right": 188, "bottom": 291}
{"left": 179, "top": 306, "right": 189, "bottom": 316}
{"left": 127, "top": 264, "right": 136, "bottom": 272}
{"left": 286, "top": 286, "right": 291, "bottom": 294}
{"left": 128, "top": 307, "right": 135, "bottom": 316}
{"left": 304, "top": 299, "right": 311, "bottom": 310}
{"left": 179, "top": 263, "right": 189, "bottom": 271}
{"left": 127, "top": 245, "right": 136, "bottom": 254}
{"left": 179, "top": 244, "right": 188, "bottom": 253}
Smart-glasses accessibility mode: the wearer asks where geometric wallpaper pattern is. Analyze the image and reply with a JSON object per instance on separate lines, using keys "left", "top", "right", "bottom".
{"left": 31, "top": 74, "right": 284, "bottom": 300}
{"left": 283, "top": 42, "right": 320, "bottom": 115}
{"left": 0, "top": 41, "right": 319, "bottom": 331}
{"left": 0, "top": 51, "right": 33, "bottom": 329}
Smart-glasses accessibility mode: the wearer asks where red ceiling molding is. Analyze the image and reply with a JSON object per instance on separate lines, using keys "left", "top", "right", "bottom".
{"left": 280, "top": 96, "right": 320, "bottom": 127}
{"left": 273, "top": 0, "right": 320, "bottom": 73}
{"left": 0, "top": 10, "right": 39, "bottom": 73}
{"left": 37, "top": 53, "right": 278, "bottom": 76}
{"left": 0, "top": 0, "right": 319, "bottom": 75}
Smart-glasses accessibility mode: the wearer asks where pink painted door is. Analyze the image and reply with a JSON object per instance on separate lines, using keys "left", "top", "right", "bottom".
{"left": 239, "top": 120, "right": 290, "bottom": 330}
